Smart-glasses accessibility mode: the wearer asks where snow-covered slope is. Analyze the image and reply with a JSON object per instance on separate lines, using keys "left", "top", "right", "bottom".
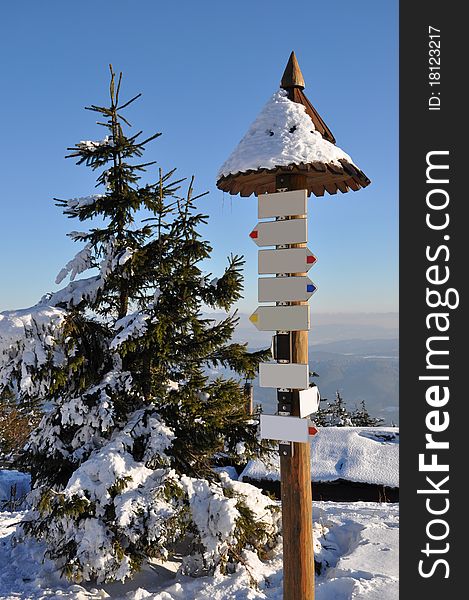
{"left": 241, "top": 427, "right": 399, "bottom": 488}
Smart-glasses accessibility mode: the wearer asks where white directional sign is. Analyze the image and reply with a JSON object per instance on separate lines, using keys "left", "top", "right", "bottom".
{"left": 299, "top": 386, "right": 321, "bottom": 418}
{"left": 258, "top": 248, "right": 317, "bottom": 274}
{"left": 258, "top": 190, "right": 307, "bottom": 219}
{"left": 258, "top": 276, "right": 317, "bottom": 302}
{"left": 250, "top": 218, "right": 307, "bottom": 247}
{"left": 260, "top": 414, "right": 311, "bottom": 443}
{"left": 259, "top": 363, "right": 309, "bottom": 389}
{"left": 249, "top": 305, "right": 309, "bottom": 331}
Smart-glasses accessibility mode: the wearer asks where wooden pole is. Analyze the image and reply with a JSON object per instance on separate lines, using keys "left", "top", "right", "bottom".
{"left": 276, "top": 173, "right": 314, "bottom": 600}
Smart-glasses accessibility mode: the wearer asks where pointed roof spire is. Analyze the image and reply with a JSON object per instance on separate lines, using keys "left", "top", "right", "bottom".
{"left": 281, "top": 51, "right": 336, "bottom": 144}
{"left": 281, "top": 51, "right": 305, "bottom": 89}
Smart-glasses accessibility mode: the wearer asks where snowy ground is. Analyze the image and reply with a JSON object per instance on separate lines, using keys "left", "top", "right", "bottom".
{"left": 0, "top": 493, "right": 398, "bottom": 599}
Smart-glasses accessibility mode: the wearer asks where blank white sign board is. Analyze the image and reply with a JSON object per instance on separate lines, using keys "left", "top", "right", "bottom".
{"left": 258, "top": 190, "right": 307, "bottom": 219}
{"left": 260, "top": 414, "right": 310, "bottom": 443}
{"left": 258, "top": 276, "right": 316, "bottom": 302}
{"left": 259, "top": 363, "right": 310, "bottom": 389}
{"left": 258, "top": 248, "right": 316, "bottom": 274}
{"left": 250, "top": 218, "right": 307, "bottom": 247}
{"left": 299, "top": 386, "right": 321, "bottom": 417}
{"left": 249, "top": 305, "right": 310, "bottom": 331}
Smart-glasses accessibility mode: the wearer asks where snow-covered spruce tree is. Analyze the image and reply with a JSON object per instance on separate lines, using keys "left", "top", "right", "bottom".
{"left": 314, "top": 390, "right": 353, "bottom": 427}
{"left": 20, "top": 66, "right": 278, "bottom": 583}
{"left": 350, "top": 400, "right": 384, "bottom": 427}
{"left": 314, "top": 392, "right": 384, "bottom": 427}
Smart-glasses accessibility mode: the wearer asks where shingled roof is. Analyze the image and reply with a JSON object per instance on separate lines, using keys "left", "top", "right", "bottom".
{"left": 216, "top": 52, "right": 370, "bottom": 197}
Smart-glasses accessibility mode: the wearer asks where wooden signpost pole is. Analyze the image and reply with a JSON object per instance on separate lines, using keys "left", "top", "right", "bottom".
{"left": 217, "top": 52, "right": 370, "bottom": 600}
{"left": 276, "top": 173, "right": 314, "bottom": 600}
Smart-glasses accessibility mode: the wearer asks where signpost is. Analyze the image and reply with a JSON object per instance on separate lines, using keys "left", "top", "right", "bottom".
{"left": 249, "top": 218, "right": 307, "bottom": 247}
{"left": 259, "top": 362, "right": 310, "bottom": 389}
{"left": 216, "top": 52, "right": 370, "bottom": 600}
{"left": 258, "top": 189, "right": 307, "bottom": 219}
{"left": 258, "top": 275, "right": 316, "bottom": 302}
{"left": 299, "top": 386, "right": 321, "bottom": 418}
{"left": 251, "top": 186, "right": 319, "bottom": 461}
{"left": 249, "top": 305, "right": 309, "bottom": 331}
{"left": 251, "top": 178, "right": 320, "bottom": 593}
{"left": 260, "top": 414, "right": 312, "bottom": 443}
{"left": 272, "top": 174, "right": 315, "bottom": 600}
{"left": 258, "top": 247, "right": 317, "bottom": 274}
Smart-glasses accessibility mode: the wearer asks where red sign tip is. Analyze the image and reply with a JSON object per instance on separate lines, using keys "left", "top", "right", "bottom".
{"left": 249, "top": 230, "right": 258, "bottom": 239}
{"left": 306, "top": 255, "right": 316, "bottom": 264}
{"left": 308, "top": 426, "right": 318, "bottom": 436}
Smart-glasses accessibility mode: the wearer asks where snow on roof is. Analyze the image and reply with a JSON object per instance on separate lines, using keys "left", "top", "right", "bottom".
{"left": 218, "top": 89, "right": 355, "bottom": 179}
{"left": 241, "top": 427, "right": 399, "bottom": 488}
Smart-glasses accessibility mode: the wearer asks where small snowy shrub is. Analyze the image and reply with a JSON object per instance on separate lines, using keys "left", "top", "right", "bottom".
{"left": 180, "top": 474, "right": 279, "bottom": 578}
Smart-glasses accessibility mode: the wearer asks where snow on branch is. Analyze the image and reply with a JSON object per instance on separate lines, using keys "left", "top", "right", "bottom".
{"left": 99, "top": 241, "right": 134, "bottom": 279}
{"left": 26, "top": 370, "right": 139, "bottom": 463}
{"left": 49, "top": 241, "right": 135, "bottom": 309}
{"left": 180, "top": 472, "right": 279, "bottom": 574}
{"left": 111, "top": 312, "right": 151, "bottom": 349}
{"left": 61, "top": 195, "right": 104, "bottom": 217}
{"left": 55, "top": 243, "right": 93, "bottom": 284}
{"left": 65, "top": 408, "right": 174, "bottom": 504}
{"left": 46, "top": 276, "right": 105, "bottom": 308}
{"left": 0, "top": 305, "right": 67, "bottom": 398}
{"left": 76, "top": 136, "right": 114, "bottom": 152}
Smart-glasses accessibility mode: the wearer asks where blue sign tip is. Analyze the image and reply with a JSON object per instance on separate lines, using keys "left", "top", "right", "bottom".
{"left": 307, "top": 284, "right": 316, "bottom": 293}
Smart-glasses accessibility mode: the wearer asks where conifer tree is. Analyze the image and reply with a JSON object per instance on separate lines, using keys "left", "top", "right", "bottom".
{"left": 314, "top": 392, "right": 384, "bottom": 427}
{"left": 314, "top": 390, "right": 353, "bottom": 427}
{"left": 350, "top": 399, "right": 385, "bottom": 427}
{"left": 10, "top": 66, "right": 278, "bottom": 583}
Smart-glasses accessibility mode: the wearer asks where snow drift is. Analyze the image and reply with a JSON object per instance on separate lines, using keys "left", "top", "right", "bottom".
{"left": 240, "top": 427, "right": 399, "bottom": 488}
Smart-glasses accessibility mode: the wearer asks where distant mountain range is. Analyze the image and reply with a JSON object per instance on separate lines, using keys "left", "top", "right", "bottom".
{"left": 229, "top": 311, "right": 399, "bottom": 347}
{"left": 204, "top": 312, "right": 399, "bottom": 425}
{"left": 252, "top": 339, "right": 399, "bottom": 425}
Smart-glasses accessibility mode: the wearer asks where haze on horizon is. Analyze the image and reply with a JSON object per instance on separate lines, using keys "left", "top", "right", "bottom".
{"left": 229, "top": 311, "right": 399, "bottom": 348}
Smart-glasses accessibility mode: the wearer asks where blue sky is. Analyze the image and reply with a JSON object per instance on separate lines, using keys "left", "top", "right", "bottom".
{"left": 0, "top": 0, "right": 397, "bottom": 315}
